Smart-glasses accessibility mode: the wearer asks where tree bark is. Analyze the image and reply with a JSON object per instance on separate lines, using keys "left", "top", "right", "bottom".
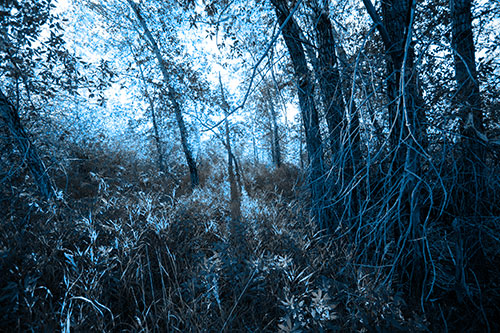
{"left": 0, "top": 89, "right": 54, "bottom": 199}
{"left": 225, "top": 111, "right": 241, "bottom": 224}
{"left": 145, "top": 89, "right": 165, "bottom": 172}
{"left": 362, "top": 0, "right": 423, "bottom": 156}
{"left": 128, "top": 0, "right": 199, "bottom": 187}
{"left": 131, "top": 46, "right": 166, "bottom": 173}
{"left": 312, "top": 1, "right": 345, "bottom": 158}
{"left": 220, "top": 77, "right": 241, "bottom": 223}
{"left": 450, "top": 0, "right": 483, "bottom": 136}
{"left": 363, "top": 0, "right": 423, "bottom": 202}
{"left": 312, "top": 0, "right": 362, "bottom": 217}
{"left": 450, "top": 0, "right": 485, "bottom": 214}
{"left": 218, "top": 75, "right": 244, "bottom": 251}
{"left": 271, "top": 0, "right": 333, "bottom": 231}
{"left": 264, "top": 88, "right": 282, "bottom": 168}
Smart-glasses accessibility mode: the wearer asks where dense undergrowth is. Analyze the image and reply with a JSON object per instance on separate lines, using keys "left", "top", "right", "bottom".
{"left": 1, "top": 144, "right": 499, "bottom": 332}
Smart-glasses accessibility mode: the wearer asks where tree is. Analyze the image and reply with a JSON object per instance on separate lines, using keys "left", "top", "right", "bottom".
{"left": 309, "top": 0, "right": 362, "bottom": 217}
{"left": 450, "top": 0, "right": 486, "bottom": 214}
{"left": 265, "top": 87, "right": 282, "bottom": 168}
{"left": 310, "top": 0, "right": 346, "bottom": 160}
{"left": 450, "top": 0, "right": 484, "bottom": 138}
{"left": 128, "top": 41, "right": 167, "bottom": 173}
{"left": 219, "top": 75, "right": 244, "bottom": 246}
{"left": 0, "top": 0, "right": 67, "bottom": 199}
{"left": 255, "top": 78, "right": 283, "bottom": 168}
{"left": 127, "top": 0, "right": 199, "bottom": 187}
{"left": 361, "top": 0, "right": 427, "bottom": 296}
{"left": 0, "top": 90, "right": 54, "bottom": 198}
{"left": 271, "top": 0, "right": 333, "bottom": 231}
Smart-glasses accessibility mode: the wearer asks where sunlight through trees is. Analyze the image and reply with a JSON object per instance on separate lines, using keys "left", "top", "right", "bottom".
{"left": 1, "top": 0, "right": 500, "bottom": 331}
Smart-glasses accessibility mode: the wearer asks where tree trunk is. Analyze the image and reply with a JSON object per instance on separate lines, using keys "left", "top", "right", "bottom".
{"left": 381, "top": 0, "right": 408, "bottom": 154}
{"left": 128, "top": 0, "right": 199, "bottom": 187}
{"left": 450, "top": 0, "right": 485, "bottom": 214}
{"left": 450, "top": 0, "right": 483, "bottom": 136}
{"left": 312, "top": 1, "right": 345, "bottom": 159}
{"left": 151, "top": 101, "right": 164, "bottom": 170}
{"left": 252, "top": 122, "right": 259, "bottom": 164}
{"left": 272, "top": 0, "right": 333, "bottom": 231}
{"left": 383, "top": 0, "right": 423, "bottom": 267}
{"left": 146, "top": 91, "right": 165, "bottom": 172}
{"left": 265, "top": 88, "right": 282, "bottom": 168}
{"left": 363, "top": 0, "right": 424, "bottom": 296}
{"left": 363, "top": 0, "right": 423, "bottom": 211}
{"left": 312, "top": 0, "right": 362, "bottom": 217}
{"left": 131, "top": 47, "right": 166, "bottom": 173}
{"left": 362, "top": 0, "right": 420, "bottom": 156}
{"left": 219, "top": 75, "right": 244, "bottom": 249}
{"left": 225, "top": 111, "right": 241, "bottom": 224}
{"left": 0, "top": 89, "right": 54, "bottom": 199}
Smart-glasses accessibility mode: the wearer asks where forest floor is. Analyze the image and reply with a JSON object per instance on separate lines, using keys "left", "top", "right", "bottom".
{"left": 1, "top": 146, "right": 499, "bottom": 332}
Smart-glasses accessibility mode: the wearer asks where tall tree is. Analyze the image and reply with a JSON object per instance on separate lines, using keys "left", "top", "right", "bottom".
{"left": 271, "top": 0, "right": 333, "bottom": 231}
{"left": 450, "top": 0, "right": 486, "bottom": 213}
{"left": 362, "top": 0, "right": 426, "bottom": 294}
{"left": 127, "top": 0, "right": 199, "bottom": 187}
{"left": 362, "top": 0, "right": 423, "bottom": 205}
{"left": 258, "top": 82, "right": 282, "bottom": 168}
{"left": 267, "top": 91, "right": 282, "bottom": 168}
{"left": 310, "top": 0, "right": 362, "bottom": 217}
{"left": 311, "top": 0, "right": 346, "bottom": 159}
{"left": 129, "top": 44, "right": 166, "bottom": 173}
{"left": 450, "top": 0, "right": 484, "bottom": 137}
{"left": 217, "top": 74, "right": 246, "bottom": 252}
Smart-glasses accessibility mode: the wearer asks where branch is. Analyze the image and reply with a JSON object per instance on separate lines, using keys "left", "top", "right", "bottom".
{"left": 201, "top": 0, "right": 305, "bottom": 132}
{"left": 361, "top": 0, "right": 393, "bottom": 51}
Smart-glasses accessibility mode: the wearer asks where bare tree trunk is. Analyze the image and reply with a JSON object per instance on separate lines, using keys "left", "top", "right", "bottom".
{"left": 272, "top": 0, "right": 333, "bottom": 231}
{"left": 382, "top": 0, "right": 423, "bottom": 269}
{"left": 449, "top": 2, "right": 491, "bottom": 308}
{"left": 312, "top": 0, "right": 345, "bottom": 159}
{"left": 264, "top": 88, "right": 282, "bottom": 168}
{"left": 173, "top": 108, "right": 199, "bottom": 187}
{"left": 0, "top": 89, "right": 53, "bottom": 199}
{"left": 450, "top": 0, "right": 485, "bottom": 214}
{"left": 312, "top": 0, "right": 362, "bottom": 217}
{"left": 218, "top": 75, "right": 244, "bottom": 250}
{"left": 131, "top": 47, "right": 166, "bottom": 173}
{"left": 146, "top": 90, "right": 165, "bottom": 172}
{"left": 225, "top": 112, "right": 241, "bottom": 224}
{"left": 128, "top": 0, "right": 199, "bottom": 187}
{"left": 298, "top": 124, "right": 304, "bottom": 170}
{"left": 252, "top": 122, "right": 259, "bottom": 164}
{"left": 450, "top": 0, "right": 484, "bottom": 137}
{"left": 381, "top": 0, "right": 409, "bottom": 155}
{"left": 363, "top": 0, "right": 423, "bottom": 212}
{"left": 221, "top": 95, "right": 241, "bottom": 223}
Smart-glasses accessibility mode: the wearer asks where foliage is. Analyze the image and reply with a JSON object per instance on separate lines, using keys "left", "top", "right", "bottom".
{"left": 1, "top": 144, "right": 499, "bottom": 331}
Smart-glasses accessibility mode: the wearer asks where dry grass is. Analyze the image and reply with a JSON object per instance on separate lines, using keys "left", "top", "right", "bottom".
{"left": 1, "top": 143, "right": 499, "bottom": 332}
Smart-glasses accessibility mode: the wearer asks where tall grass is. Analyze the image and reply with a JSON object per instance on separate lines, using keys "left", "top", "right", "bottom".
{"left": 1, "top": 145, "right": 499, "bottom": 331}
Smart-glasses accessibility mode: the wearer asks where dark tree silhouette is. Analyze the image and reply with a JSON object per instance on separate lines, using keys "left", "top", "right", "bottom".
{"left": 271, "top": 0, "right": 333, "bottom": 231}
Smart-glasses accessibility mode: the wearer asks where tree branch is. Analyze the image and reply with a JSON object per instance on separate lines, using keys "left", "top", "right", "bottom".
{"left": 361, "top": 0, "right": 393, "bottom": 51}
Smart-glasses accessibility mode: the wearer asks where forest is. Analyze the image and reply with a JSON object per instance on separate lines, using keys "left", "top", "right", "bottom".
{"left": 1, "top": 0, "right": 499, "bottom": 331}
